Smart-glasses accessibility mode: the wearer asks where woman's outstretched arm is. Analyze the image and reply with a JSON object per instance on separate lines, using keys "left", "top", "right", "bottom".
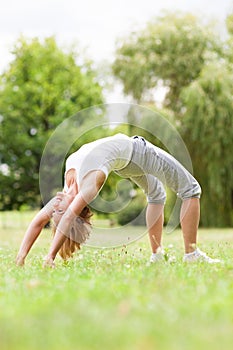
{"left": 16, "top": 199, "right": 55, "bottom": 266}
{"left": 43, "top": 170, "right": 106, "bottom": 267}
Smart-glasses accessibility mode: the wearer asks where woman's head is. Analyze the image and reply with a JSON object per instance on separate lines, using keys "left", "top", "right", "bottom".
{"left": 52, "top": 192, "right": 71, "bottom": 227}
{"left": 51, "top": 193, "right": 93, "bottom": 260}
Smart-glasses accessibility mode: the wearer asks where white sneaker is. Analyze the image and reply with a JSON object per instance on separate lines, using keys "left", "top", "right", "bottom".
{"left": 150, "top": 251, "right": 165, "bottom": 263}
{"left": 150, "top": 248, "right": 176, "bottom": 264}
{"left": 183, "top": 248, "right": 221, "bottom": 263}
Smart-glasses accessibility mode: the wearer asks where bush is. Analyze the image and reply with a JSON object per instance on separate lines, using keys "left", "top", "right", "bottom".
{"left": 117, "top": 195, "right": 146, "bottom": 226}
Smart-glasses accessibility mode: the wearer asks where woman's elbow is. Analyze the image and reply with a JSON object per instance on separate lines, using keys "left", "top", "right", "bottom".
{"left": 96, "top": 171, "right": 106, "bottom": 190}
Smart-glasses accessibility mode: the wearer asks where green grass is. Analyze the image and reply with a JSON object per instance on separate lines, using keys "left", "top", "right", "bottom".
{"left": 0, "top": 211, "right": 233, "bottom": 350}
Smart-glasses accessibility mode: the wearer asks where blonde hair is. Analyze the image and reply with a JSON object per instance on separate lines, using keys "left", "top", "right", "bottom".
{"left": 52, "top": 206, "right": 93, "bottom": 260}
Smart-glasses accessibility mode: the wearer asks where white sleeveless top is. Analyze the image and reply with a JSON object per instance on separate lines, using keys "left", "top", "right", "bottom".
{"left": 64, "top": 133, "right": 134, "bottom": 190}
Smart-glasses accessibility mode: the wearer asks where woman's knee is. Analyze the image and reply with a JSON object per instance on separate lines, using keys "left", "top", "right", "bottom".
{"left": 147, "top": 187, "right": 167, "bottom": 204}
{"left": 180, "top": 181, "right": 202, "bottom": 200}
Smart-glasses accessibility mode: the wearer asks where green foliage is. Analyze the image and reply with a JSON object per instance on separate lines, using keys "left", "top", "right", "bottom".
{"left": 181, "top": 62, "right": 233, "bottom": 226}
{"left": 0, "top": 37, "right": 104, "bottom": 209}
{"left": 117, "top": 193, "right": 146, "bottom": 226}
{"left": 113, "top": 11, "right": 219, "bottom": 110}
{"left": 226, "top": 13, "right": 233, "bottom": 35}
{"left": 225, "top": 13, "right": 233, "bottom": 63}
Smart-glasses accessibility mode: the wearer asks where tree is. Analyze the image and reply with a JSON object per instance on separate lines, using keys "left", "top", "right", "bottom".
{"left": 0, "top": 37, "right": 104, "bottom": 210}
{"left": 179, "top": 13, "right": 233, "bottom": 227}
{"left": 113, "top": 11, "right": 220, "bottom": 111}
{"left": 180, "top": 61, "right": 233, "bottom": 226}
{"left": 226, "top": 13, "right": 233, "bottom": 36}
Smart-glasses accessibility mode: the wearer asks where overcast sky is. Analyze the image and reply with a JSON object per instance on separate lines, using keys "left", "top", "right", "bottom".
{"left": 1, "top": 0, "right": 232, "bottom": 66}
{"left": 0, "top": 0, "right": 232, "bottom": 101}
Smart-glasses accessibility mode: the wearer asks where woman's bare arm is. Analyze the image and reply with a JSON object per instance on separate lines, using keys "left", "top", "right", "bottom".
{"left": 43, "top": 170, "right": 106, "bottom": 266}
{"left": 16, "top": 199, "right": 55, "bottom": 266}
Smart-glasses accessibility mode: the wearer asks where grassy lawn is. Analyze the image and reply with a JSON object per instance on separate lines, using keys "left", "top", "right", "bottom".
{"left": 0, "top": 211, "right": 233, "bottom": 350}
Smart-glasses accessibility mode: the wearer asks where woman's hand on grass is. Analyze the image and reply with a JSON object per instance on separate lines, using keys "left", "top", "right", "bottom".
{"left": 15, "top": 254, "right": 25, "bottom": 266}
{"left": 43, "top": 255, "right": 56, "bottom": 269}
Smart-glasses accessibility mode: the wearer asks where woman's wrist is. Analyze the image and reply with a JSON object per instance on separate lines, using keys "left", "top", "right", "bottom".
{"left": 45, "top": 252, "right": 56, "bottom": 260}
{"left": 16, "top": 253, "right": 26, "bottom": 266}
